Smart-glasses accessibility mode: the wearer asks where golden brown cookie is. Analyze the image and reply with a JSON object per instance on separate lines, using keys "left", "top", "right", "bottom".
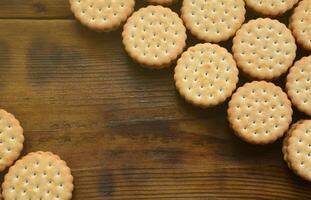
{"left": 245, "top": 0, "right": 298, "bottom": 16}
{"left": 70, "top": 0, "right": 135, "bottom": 32}
{"left": 2, "top": 151, "right": 73, "bottom": 200}
{"left": 286, "top": 56, "right": 311, "bottom": 116}
{"left": 283, "top": 120, "right": 303, "bottom": 169}
{"left": 290, "top": 0, "right": 311, "bottom": 51}
{"left": 122, "top": 5, "right": 187, "bottom": 68}
{"left": 0, "top": 109, "right": 24, "bottom": 172}
{"left": 228, "top": 81, "right": 293, "bottom": 144}
{"left": 181, "top": 0, "right": 246, "bottom": 42}
{"left": 284, "top": 120, "right": 311, "bottom": 182}
{"left": 174, "top": 43, "right": 239, "bottom": 107}
{"left": 232, "top": 18, "right": 296, "bottom": 80}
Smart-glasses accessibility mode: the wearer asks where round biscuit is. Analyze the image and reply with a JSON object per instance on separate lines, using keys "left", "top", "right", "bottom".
{"left": 2, "top": 151, "right": 74, "bottom": 200}
{"left": 147, "top": 0, "right": 177, "bottom": 6}
{"left": 286, "top": 56, "right": 311, "bottom": 116}
{"left": 286, "top": 120, "right": 311, "bottom": 182}
{"left": 0, "top": 109, "right": 24, "bottom": 172}
{"left": 245, "top": 0, "right": 298, "bottom": 16}
{"left": 70, "top": 0, "right": 135, "bottom": 32}
{"left": 283, "top": 120, "right": 303, "bottom": 169}
{"left": 290, "top": 0, "right": 311, "bottom": 51}
{"left": 174, "top": 43, "right": 239, "bottom": 107}
{"left": 181, "top": 0, "right": 246, "bottom": 43}
{"left": 122, "top": 5, "right": 187, "bottom": 68}
{"left": 232, "top": 18, "right": 296, "bottom": 80}
{"left": 228, "top": 81, "right": 293, "bottom": 145}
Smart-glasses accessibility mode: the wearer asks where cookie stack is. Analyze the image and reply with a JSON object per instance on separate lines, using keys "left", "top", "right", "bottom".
{"left": 0, "top": 109, "right": 74, "bottom": 200}
{"left": 68, "top": 0, "right": 311, "bottom": 183}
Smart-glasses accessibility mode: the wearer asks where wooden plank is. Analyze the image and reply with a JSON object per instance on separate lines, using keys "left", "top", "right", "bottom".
{"left": 0, "top": 19, "right": 310, "bottom": 199}
{"left": 0, "top": 0, "right": 149, "bottom": 19}
{"left": 0, "top": 0, "right": 71, "bottom": 19}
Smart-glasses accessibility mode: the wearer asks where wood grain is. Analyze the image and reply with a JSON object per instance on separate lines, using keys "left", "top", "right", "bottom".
{"left": 0, "top": 0, "right": 70, "bottom": 19}
{"left": 0, "top": 1, "right": 310, "bottom": 200}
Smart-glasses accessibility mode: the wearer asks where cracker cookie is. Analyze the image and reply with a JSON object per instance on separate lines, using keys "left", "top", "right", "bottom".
{"left": 228, "top": 81, "right": 293, "bottom": 144}
{"left": 174, "top": 43, "right": 239, "bottom": 107}
{"left": 70, "top": 0, "right": 135, "bottom": 32}
{"left": 283, "top": 120, "right": 311, "bottom": 181}
{"left": 147, "top": 0, "right": 177, "bottom": 6}
{"left": 2, "top": 151, "right": 74, "bottom": 200}
{"left": 122, "top": 6, "right": 186, "bottom": 68}
{"left": 0, "top": 109, "right": 24, "bottom": 172}
{"left": 283, "top": 121, "right": 304, "bottom": 169}
{"left": 245, "top": 0, "right": 298, "bottom": 16}
{"left": 181, "top": 0, "right": 246, "bottom": 43}
{"left": 286, "top": 56, "right": 311, "bottom": 116}
{"left": 232, "top": 18, "right": 296, "bottom": 80}
{"left": 290, "top": 0, "right": 311, "bottom": 51}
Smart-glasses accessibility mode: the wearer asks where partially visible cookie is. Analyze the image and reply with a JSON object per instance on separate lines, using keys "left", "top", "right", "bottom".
{"left": 70, "top": 0, "right": 135, "bottom": 32}
{"left": 232, "top": 18, "right": 296, "bottom": 80}
{"left": 284, "top": 120, "right": 311, "bottom": 182}
{"left": 245, "top": 0, "right": 298, "bottom": 16}
{"left": 2, "top": 151, "right": 74, "bottom": 200}
{"left": 228, "top": 81, "right": 293, "bottom": 145}
{"left": 147, "top": 0, "right": 177, "bottom": 6}
{"left": 283, "top": 120, "right": 303, "bottom": 169}
{"left": 181, "top": 0, "right": 246, "bottom": 43}
{"left": 174, "top": 43, "right": 239, "bottom": 107}
{"left": 290, "top": 0, "right": 311, "bottom": 51}
{"left": 283, "top": 121, "right": 305, "bottom": 167}
{"left": 286, "top": 56, "right": 311, "bottom": 116}
{"left": 0, "top": 109, "right": 24, "bottom": 172}
{"left": 122, "top": 5, "right": 187, "bottom": 68}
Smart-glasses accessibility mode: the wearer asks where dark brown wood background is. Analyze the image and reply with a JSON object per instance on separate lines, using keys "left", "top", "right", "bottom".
{"left": 0, "top": 0, "right": 310, "bottom": 199}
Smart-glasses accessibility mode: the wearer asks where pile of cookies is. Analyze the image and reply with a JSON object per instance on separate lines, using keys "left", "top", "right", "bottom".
{"left": 69, "top": 0, "right": 310, "bottom": 184}
{"left": 0, "top": 109, "right": 73, "bottom": 199}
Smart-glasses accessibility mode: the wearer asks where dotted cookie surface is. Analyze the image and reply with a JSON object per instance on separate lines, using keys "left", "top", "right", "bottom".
{"left": 286, "top": 56, "right": 311, "bottom": 116}
{"left": 228, "top": 81, "right": 293, "bottom": 144}
{"left": 2, "top": 151, "right": 73, "bottom": 200}
{"left": 175, "top": 43, "right": 239, "bottom": 107}
{"left": 283, "top": 120, "right": 305, "bottom": 169}
{"left": 232, "top": 18, "right": 296, "bottom": 80}
{"left": 283, "top": 121, "right": 303, "bottom": 169}
{"left": 0, "top": 109, "right": 24, "bottom": 172}
{"left": 122, "top": 6, "right": 186, "bottom": 68}
{"left": 181, "top": 0, "right": 246, "bottom": 43}
{"left": 147, "top": 0, "right": 177, "bottom": 6}
{"left": 285, "top": 120, "right": 311, "bottom": 181}
{"left": 290, "top": 0, "right": 311, "bottom": 51}
{"left": 123, "top": 6, "right": 187, "bottom": 68}
{"left": 70, "top": 0, "right": 135, "bottom": 31}
{"left": 245, "top": 0, "right": 298, "bottom": 16}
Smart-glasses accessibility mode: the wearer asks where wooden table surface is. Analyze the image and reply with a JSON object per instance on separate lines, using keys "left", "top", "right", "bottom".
{"left": 0, "top": 1, "right": 310, "bottom": 199}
